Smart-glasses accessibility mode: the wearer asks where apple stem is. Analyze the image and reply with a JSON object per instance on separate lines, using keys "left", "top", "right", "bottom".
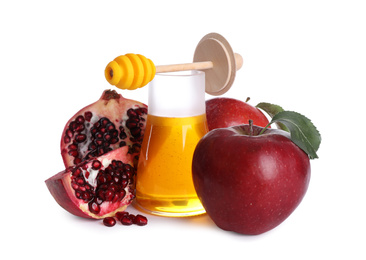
{"left": 249, "top": 119, "right": 254, "bottom": 136}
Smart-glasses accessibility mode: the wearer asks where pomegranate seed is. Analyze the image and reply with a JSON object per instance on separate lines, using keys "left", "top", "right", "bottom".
{"left": 130, "top": 127, "right": 141, "bottom": 136}
{"left": 84, "top": 111, "right": 93, "bottom": 122}
{"left": 112, "top": 193, "right": 120, "bottom": 203}
{"left": 92, "top": 160, "right": 102, "bottom": 170}
{"left": 126, "top": 120, "right": 137, "bottom": 129}
{"left": 103, "top": 217, "right": 116, "bottom": 227}
{"left": 82, "top": 192, "right": 92, "bottom": 201}
{"left": 88, "top": 201, "right": 100, "bottom": 214}
{"left": 134, "top": 214, "right": 148, "bottom": 226}
{"left": 104, "top": 133, "right": 111, "bottom": 141}
{"left": 106, "top": 124, "right": 115, "bottom": 131}
{"left": 75, "top": 191, "right": 82, "bottom": 199}
{"left": 121, "top": 179, "right": 128, "bottom": 188}
{"left": 102, "top": 118, "right": 109, "bottom": 126}
{"left": 127, "top": 109, "right": 137, "bottom": 117}
{"left": 68, "top": 144, "right": 78, "bottom": 150}
{"left": 138, "top": 107, "right": 147, "bottom": 114}
{"left": 66, "top": 129, "right": 73, "bottom": 138}
{"left": 74, "top": 158, "right": 82, "bottom": 165}
{"left": 118, "top": 190, "right": 126, "bottom": 200}
{"left": 98, "top": 175, "right": 107, "bottom": 183}
{"left": 121, "top": 216, "right": 133, "bottom": 226}
{"left": 108, "top": 184, "right": 117, "bottom": 192}
{"left": 75, "top": 115, "right": 85, "bottom": 124}
{"left": 69, "top": 150, "right": 79, "bottom": 157}
{"left": 115, "top": 211, "right": 129, "bottom": 221}
{"left": 72, "top": 168, "right": 81, "bottom": 176}
{"left": 75, "top": 134, "right": 86, "bottom": 143}
{"left": 104, "top": 190, "right": 114, "bottom": 201}
{"left": 128, "top": 214, "right": 136, "bottom": 222}
{"left": 110, "top": 138, "right": 118, "bottom": 144}
{"left": 76, "top": 178, "right": 85, "bottom": 185}
{"left": 119, "top": 129, "right": 127, "bottom": 139}
{"left": 74, "top": 124, "right": 85, "bottom": 132}
{"left": 64, "top": 135, "right": 71, "bottom": 144}
{"left": 69, "top": 121, "right": 77, "bottom": 131}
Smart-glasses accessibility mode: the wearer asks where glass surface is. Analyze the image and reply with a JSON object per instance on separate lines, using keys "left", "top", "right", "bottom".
{"left": 136, "top": 71, "right": 208, "bottom": 217}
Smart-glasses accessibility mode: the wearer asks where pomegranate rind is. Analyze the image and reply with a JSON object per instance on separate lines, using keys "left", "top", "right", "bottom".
{"left": 61, "top": 89, "right": 147, "bottom": 168}
{"left": 46, "top": 147, "right": 135, "bottom": 219}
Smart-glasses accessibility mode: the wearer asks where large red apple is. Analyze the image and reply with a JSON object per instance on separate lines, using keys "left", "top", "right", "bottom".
{"left": 206, "top": 97, "right": 269, "bottom": 131}
{"left": 192, "top": 124, "right": 311, "bottom": 235}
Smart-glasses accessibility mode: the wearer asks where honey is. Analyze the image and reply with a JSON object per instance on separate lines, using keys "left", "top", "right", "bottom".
{"left": 136, "top": 114, "right": 208, "bottom": 216}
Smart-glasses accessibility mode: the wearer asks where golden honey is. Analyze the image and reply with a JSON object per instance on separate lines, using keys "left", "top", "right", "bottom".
{"left": 136, "top": 114, "right": 208, "bottom": 216}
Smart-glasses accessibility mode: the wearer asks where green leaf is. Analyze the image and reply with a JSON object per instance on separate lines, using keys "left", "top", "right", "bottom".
{"left": 256, "top": 102, "right": 284, "bottom": 116}
{"left": 269, "top": 111, "right": 321, "bottom": 159}
{"left": 256, "top": 102, "right": 289, "bottom": 132}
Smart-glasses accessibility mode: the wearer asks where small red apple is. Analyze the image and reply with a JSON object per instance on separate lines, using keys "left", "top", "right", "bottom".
{"left": 192, "top": 124, "right": 311, "bottom": 235}
{"left": 206, "top": 97, "right": 269, "bottom": 131}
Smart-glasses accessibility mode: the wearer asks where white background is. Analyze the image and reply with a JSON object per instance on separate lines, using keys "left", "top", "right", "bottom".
{"left": 1, "top": 0, "right": 365, "bottom": 259}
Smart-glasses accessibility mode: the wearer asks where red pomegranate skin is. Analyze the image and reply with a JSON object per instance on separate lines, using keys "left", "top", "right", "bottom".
{"left": 206, "top": 97, "right": 269, "bottom": 131}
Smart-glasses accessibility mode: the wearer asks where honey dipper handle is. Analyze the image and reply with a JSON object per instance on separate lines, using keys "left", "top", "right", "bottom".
{"left": 156, "top": 61, "right": 213, "bottom": 73}
{"left": 155, "top": 53, "right": 242, "bottom": 73}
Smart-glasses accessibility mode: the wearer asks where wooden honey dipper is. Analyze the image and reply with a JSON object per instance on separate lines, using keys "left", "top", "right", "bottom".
{"left": 105, "top": 33, "right": 243, "bottom": 95}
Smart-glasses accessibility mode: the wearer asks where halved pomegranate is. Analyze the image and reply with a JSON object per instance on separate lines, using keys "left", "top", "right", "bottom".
{"left": 46, "top": 147, "right": 136, "bottom": 219}
{"left": 61, "top": 89, "right": 147, "bottom": 168}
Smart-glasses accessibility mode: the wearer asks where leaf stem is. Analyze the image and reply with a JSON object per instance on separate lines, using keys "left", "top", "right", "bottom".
{"left": 259, "top": 123, "right": 271, "bottom": 135}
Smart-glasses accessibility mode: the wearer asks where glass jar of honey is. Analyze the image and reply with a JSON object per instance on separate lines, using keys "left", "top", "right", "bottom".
{"left": 136, "top": 70, "right": 208, "bottom": 217}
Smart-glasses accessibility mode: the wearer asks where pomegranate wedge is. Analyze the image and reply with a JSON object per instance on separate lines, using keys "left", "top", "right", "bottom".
{"left": 46, "top": 147, "right": 136, "bottom": 219}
